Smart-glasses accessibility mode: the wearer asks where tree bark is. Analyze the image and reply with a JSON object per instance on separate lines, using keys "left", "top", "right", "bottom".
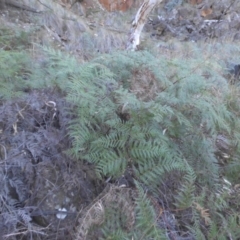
{"left": 127, "top": 0, "right": 163, "bottom": 51}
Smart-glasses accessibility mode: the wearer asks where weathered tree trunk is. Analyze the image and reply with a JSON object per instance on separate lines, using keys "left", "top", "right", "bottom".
{"left": 127, "top": 0, "right": 163, "bottom": 51}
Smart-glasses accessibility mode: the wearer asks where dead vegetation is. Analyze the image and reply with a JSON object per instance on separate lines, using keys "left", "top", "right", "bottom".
{"left": 0, "top": 89, "right": 104, "bottom": 239}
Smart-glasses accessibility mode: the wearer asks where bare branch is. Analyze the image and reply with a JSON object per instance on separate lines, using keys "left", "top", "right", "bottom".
{"left": 127, "top": 0, "right": 163, "bottom": 50}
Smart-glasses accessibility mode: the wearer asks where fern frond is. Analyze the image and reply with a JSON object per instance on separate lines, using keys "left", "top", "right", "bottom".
{"left": 133, "top": 182, "right": 167, "bottom": 240}
{"left": 95, "top": 151, "right": 127, "bottom": 177}
{"left": 0, "top": 50, "right": 31, "bottom": 99}
{"left": 175, "top": 161, "right": 196, "bottom": 209}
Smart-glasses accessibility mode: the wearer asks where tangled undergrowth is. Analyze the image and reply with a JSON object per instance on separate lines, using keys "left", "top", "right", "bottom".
{"left": 1, "top": 3, "right": 240, "bottom": 240}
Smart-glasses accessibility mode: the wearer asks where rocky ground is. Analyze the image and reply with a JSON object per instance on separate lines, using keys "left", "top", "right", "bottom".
{"left": 146, "top": 0, "right": 240, "bottom": 42}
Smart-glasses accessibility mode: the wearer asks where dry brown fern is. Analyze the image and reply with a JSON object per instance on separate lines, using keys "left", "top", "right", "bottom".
{"left": 75, "top": 184, "right": 136, "bottom": 240}
{"left": 193, "top": 202, "right": 211, "bottom": 226}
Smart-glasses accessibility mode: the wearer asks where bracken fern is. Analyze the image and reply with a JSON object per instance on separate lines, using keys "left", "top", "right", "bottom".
{"left": 31, "top": 47, "right": 240, "bottom": 239}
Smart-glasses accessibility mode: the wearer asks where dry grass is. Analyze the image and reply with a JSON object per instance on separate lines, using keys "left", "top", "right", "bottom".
{"left": 130, "top": 67, "right": 162, "bottom": 101}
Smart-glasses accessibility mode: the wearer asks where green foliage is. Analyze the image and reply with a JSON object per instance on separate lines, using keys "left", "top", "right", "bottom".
{"left": 0, "top": 28, "right": 39, "bottom": 100}
{"left": 133, "top": 182, "right": 166, "bottom": 240}
{"left": 29, "top": 47, "right": 86, "bottom": 90}
{"left": 2, "top": 41, "right": 240, "bottom": 239}
{"left": 95, "top": 202, "right": 133, "bottom": 240}
{"left": 0, "top": 50, "right": 32, "bottom": 100}
{"left": 61, "top": 48, "right": 240, "bottom": 238}
{"left": 64, "top": 50, "right": 233, "bottom": 188}
{"left": 0, "top": 28, "right": 31, "bottom": 50}
{"left": 175, "top": 161, "right": 196, "bottom": 209}
{"left": 78, "top": 183, "right": 165, "bottom": 240}
{"left": 0, "top": 1, "right": 239, "bottom": 238}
